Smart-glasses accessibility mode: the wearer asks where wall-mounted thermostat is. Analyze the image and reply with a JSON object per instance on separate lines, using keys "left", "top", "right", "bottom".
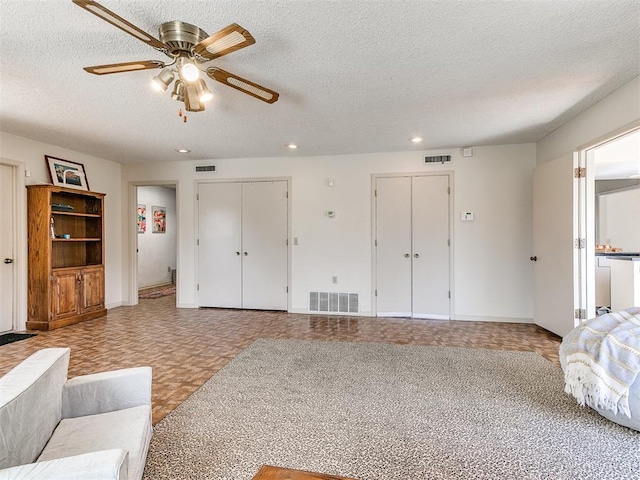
{"left": 460, "top": 211, "right": 474, "bottom": 221}
{"left": 326, "top": 210, "right": 336, "bottom": 218}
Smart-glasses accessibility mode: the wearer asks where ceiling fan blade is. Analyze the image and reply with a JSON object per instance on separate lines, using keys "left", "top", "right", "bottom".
{"left": 192, "top": 23, "right": 256, "bottom": 61}
{"left": 207, "top": 68, "right": 279, "bottom": 104}
{"left": 84, "top": 60, "right": 165, "bottom": 75}
{"left": 72, "top": 0, "right": 167, "bottom": 51}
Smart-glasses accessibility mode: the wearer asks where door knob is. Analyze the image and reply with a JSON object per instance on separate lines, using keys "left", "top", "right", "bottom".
{"left": 414, "top": 253, "right": 420, "bottom": 258}
{"left": 404, "top": 253, "right": 410, "bottom": 258}
{"left": 243, "top": 252, "right": 248, "bottom": 256}
{"left": 235, "top": 252, "right": 240, "bottom": 256}
{"left": 530, "top": 256, "right": 538, "bottom": 262}
{"left": 3, "top": 258, "right": 13, "bottom": 264}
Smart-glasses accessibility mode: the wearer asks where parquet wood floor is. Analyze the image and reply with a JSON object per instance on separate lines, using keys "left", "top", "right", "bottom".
{"left": 0, "top": 295, "right": 561, "bottom": 425}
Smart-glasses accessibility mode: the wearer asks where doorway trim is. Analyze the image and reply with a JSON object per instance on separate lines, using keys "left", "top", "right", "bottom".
{"left": 576, "top": 119, "right": 640, "bottom": 321}
{"left": 371, "top": 171, "right": 455, "bottom": 318}
{"left": 0, "top": 158, "right": 28, "bottom": 331}
{"left": 127, "top": 181, "right": 180, "bottom": 307}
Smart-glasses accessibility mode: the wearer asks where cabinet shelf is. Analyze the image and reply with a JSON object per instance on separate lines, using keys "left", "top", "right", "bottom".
{"left": 52, "top": 211, "right": 101, "bottom": 218}
{"left": 53, "top": 238, "right": 102, "bottom": 242}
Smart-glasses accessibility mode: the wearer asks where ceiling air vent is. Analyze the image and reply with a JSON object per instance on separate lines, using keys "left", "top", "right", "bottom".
{"left": 194, "top": 165, "right": 216, "bottom": 173}
{"left": 424, "top": 155, "right": 451, "bottom": 164}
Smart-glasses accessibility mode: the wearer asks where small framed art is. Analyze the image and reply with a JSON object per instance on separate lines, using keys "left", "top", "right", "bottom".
{"left": 137, "top": 204, "right": 146, "bottom": 233}
{"left": 45, "top": 155, "right": 90, "bottom": 191}
{"left": 152, "top": 206, "right": 166, "bottom": 233}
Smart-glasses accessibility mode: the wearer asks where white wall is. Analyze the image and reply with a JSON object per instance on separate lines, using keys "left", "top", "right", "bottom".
{"left": 137, "top": 186, "right": 177, "bottom": 288}
{"left": 598, "top": 187, "right": 640, "bottom": 251}
{"left": 123, "top": 144, "right": 536, "bottom": 322}
{"left": 0, "top": 131, "right": 123, "bottom": 329}
{"left": 537, "top": 76, "right": 640, "bottom": 165}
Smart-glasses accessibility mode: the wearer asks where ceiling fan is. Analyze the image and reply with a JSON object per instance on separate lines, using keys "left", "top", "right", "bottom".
{"left": 72, "top": 0, "right": 279, "bottom": 114}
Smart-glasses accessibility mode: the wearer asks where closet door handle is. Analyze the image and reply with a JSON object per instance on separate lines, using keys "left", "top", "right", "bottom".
{"left": 243, "top": 252, "right": 248, "bottom": 256}
{"left": 404, "top": 253, "right": 410, "bottom": 258}
{"left": 414, "top": 253, "right": 420, "bottom": 258}
{"left": 235, "top": 252, "right": 240, "bottom": 256}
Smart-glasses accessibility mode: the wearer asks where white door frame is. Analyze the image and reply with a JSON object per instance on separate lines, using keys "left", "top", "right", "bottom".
{"left": 371, "top": 171, "right": 454, "bottom": 318}
{"left": 577, "top": 120, "right": 640, "bottom": 321}
{"left": 0, "top": 158, "right": 28, "bottom": 331}
{"left": 194, "top": 177, "right": 292, "bottom": 311}
{"left": 127, "top": 181, "right": 180, "bottom": 307}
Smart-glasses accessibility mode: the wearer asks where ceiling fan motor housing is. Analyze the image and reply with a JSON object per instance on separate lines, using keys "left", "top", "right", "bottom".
{"left": 159, "top": 21, "right": 209, "bottom": 56}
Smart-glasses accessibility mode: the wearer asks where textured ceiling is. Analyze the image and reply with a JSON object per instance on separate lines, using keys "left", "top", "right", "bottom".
{"left": 0, "top": 1, "right": 639, "bottom": 164}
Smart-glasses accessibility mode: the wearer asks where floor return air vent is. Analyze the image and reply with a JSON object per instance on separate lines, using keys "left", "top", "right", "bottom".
{"left": 309, "top": 292, "right": 359, "bottom": 313}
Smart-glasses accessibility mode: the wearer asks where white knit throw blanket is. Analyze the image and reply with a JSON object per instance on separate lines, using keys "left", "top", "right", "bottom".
{"left": 563, "top": 307, "right": 640, "bottom": 417}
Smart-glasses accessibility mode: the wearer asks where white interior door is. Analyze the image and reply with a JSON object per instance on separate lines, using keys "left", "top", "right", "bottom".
{"left": 376, "top": 176, "right": 413, "bottom": 316}
{"left": 412, "top": 175, "right": 450, "bottom": 319}
{"left": 242, "top": 182, "right": 288, "bottom": 310}
{"left": 198, "top": 183, "right": 242, "bottom": 308}
{"left": 533, "top": 155, "right": 578, "bottom": 337}
{"left": 0, "top": 164, "right": 14, "bottom": 332}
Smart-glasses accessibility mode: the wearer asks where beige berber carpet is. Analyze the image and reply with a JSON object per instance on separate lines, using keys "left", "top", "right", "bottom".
{"left": 142, "top": 339, "right": 639, "bottom": 479}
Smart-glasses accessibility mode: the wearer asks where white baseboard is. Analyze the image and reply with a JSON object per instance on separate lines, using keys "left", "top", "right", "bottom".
{"left": 454, "top": 314, "right": 533, "bottom": 324}
{"left": 412, "top": 314, "right": 450, "bottom": 320}
{"left": 177, "top": 303, "right": 197, "bottom": 309}
{"left": 106, "top": 301, "right": 123, "bottom": 309}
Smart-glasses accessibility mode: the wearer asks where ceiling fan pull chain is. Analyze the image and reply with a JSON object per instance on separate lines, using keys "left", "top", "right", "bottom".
{"left": 178, "top": 108, "right": 183, "bottom": 117}
{"left": 184, "top": 115, "right": 187, "bottom": 123}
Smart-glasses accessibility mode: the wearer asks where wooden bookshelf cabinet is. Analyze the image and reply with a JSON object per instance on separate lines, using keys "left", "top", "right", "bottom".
{"left": 26, "top": 185, "right": 106, "bottom": 330}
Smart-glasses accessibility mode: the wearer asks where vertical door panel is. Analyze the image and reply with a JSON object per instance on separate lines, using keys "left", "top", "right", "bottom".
{"left": 412, "top": 175, "right": 450, "bottom": 319}
{"left": 198, "top": 183, "right": 242, "bottom": 308}
{"left": 82, "top": 266, "right": 105, "bottom": 312}
{"left": 0, "top": 165, "right": 13, "bottom": 332}
{"left": 52, "top": 271, "right": 80, "bottom": 320}
{"left": 376, "top": 177, "right": 412, "bottom": 316}
{"left": 242, "top": 182, "right": 288, "bottom": 310}
{"left": 533, "top": 155, "right": 577, "bottom": 337}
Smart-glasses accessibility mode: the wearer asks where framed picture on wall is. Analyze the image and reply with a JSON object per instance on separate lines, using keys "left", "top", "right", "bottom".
{"left": 45, "top": 155, "right": 90, "bottom": 191}
{"left": 137, "top": 204, "right": 146, "bottom": 233}
{"left": 152, "top": 206, "right": 166, "bottom": 233}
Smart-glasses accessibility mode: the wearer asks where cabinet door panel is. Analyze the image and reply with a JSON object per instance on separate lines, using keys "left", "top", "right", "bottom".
{"left": 52, "top": 271, "right": 79, "bottom": 320}
{"left": 242, "top": 182, "right": 288, "bottom": 310}
{"left": 82, "top": 266, "right": 105, "bottom": 312}
{"left": 198, "top": 183, "right": 242, "bottom": 308}
{"left": 412, "top": 175, "right": 450, "bottom": 319}
{"left": 376, "top": 177, "right": 412, "bottom": 316}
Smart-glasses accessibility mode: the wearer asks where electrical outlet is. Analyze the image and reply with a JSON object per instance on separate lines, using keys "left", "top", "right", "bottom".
{"left": 332, "top": 276, "right": 338, "bottom": 284}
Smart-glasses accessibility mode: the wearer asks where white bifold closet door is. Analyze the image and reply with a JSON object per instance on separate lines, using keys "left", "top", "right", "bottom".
{"left": 376, "top": 175, "right": 450, "bottom": 319}
{"left": 198, "top": 181, "right": 288, "bottom": 310}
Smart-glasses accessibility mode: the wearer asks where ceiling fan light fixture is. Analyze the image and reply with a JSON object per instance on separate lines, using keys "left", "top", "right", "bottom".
{"left": 195, "top": 79, "right": 213, "bottom": 102}
{"left": 184, "top": 84, "right": 204, "bottom": 112}
{"left": 178, "top": 58, "right": 200, "bottom": 83}
{"left": 171, "top": 80, "right": 185, "bottom": 102}
{"left": 151, "top": 68, "right": 175, "bottom": 92}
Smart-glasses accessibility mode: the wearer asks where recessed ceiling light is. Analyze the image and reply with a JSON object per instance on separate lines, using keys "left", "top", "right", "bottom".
{"left": 286, "top": 144, "right": 298, "bottom": 149}
{"left": 410, "top": 137, "right": 423, "bottom": 143}
{"left": 176, "top": 148, "right": 191, "bottom": 153}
